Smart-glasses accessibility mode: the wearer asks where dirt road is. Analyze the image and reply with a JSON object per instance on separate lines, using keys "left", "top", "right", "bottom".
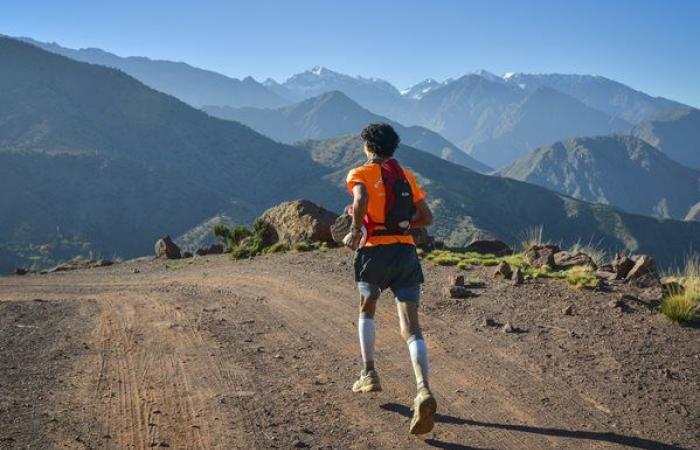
{"left": 1, "top": 250, "right": 698, "bottom": 449}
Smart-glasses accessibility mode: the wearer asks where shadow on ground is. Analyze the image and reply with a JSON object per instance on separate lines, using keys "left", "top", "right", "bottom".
{"left": 380, "top": 403, "right": 688, "bottom": 450}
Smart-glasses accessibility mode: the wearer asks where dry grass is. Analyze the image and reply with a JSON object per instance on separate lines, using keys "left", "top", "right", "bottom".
{"left": 661, "top": 256, "right": 700, "bottom": 323}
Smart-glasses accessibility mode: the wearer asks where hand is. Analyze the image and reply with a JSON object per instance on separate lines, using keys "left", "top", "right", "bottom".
{"left": 342, "top": 229, "right": 363, "bottom": 250}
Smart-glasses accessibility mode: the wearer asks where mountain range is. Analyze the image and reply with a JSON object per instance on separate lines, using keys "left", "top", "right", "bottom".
{"left": 21, "top": 37, "right": 692, "bottom": 170}
{"left": 18, "top": 37, "right": 290, "bottom": 109}
{"left": 2, "top": 36, "right": 699, "bottom": 273}
{"left": 500, "top": 135, "right": 700, "bottom": 220}
{"left": 202, "top": 91, "right": 491, "bottom": 172}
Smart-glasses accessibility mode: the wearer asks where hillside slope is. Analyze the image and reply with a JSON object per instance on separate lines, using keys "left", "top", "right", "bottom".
{"left": 203, "top": 91, "right": 492, "bottom": 172}
{"left": 632, "top": 107, "right": 700, "bottom": 169}
{"left": 467, "top": 88, "right": 630, "bottom": 168}
{"left": 0, "top": 37, "right": 331, "bottom": 268}
{"left": 500, "top": 135, "right": 700, "bottom": 220}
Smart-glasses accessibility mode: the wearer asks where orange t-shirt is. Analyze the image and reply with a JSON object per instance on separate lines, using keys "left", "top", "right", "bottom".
{"left": 346, "top": 161, "right": 426, "bottom": 247}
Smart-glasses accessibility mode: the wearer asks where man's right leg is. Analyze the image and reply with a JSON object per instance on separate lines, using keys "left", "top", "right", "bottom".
{"left": 353, "top": 282, "right": 381, "bottom": 393}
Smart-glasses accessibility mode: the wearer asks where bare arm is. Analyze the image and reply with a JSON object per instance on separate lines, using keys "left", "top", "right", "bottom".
{"left": 351, "top": 183, "right": 369, "bottom": 229}
{"left": 410, "top": 199, "right": 433, "bottom": 229}
{"left": 343, "top": 183, "right": 368, "bottom": 250}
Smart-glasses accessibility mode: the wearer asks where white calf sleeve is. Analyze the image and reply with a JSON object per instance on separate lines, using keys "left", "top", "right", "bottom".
{"left": 408, "top": 336, "right": 429, "bottom": 389}
{"left": 358, "top": 317, "right": 376, "bottom": 368}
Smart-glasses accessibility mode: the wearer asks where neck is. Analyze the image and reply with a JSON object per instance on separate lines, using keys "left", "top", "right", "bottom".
{"left": 368, "top": 154, "right": 389, "bottom": 163}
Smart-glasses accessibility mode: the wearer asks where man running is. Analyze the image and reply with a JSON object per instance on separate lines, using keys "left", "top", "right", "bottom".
{"left": 343, "top": 123, "right": 437, "bottom": 435}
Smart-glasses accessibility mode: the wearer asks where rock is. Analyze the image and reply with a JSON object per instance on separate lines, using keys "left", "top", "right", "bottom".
{"left": 261, "top": 200, "right": 338, "bottom": 245}
{"left": 525, "top": 245, "right": 560, "bottom": 269}
{"left": 612, "top": 253, "right": 635, "bottom": 279}
{"left": 493, "top": 261, "right": 512, "bottom": 279}
{"left": 448, "top": 274, "right": 465, "bottom": 287}
{"left": 195, "top": 244, "right": 224, "bottom": 256}
{"left": 182, "top": 251, "right": 193, "bottom": 259}
{"left": 511, "top": 268, "right": 524, "bottom": 286}
{"left": 464, "top": 240, "right": 513, "bottom": 257}
{"left": 553, "top": 251, "right": 596, "bottom": 270}
{"left": 502, "top": 322, "right": 514, "bottom": 333}
{"left": 562, "top": 305, "right": 574, "bottom": 315}
{"left": 155, "top": 236, "right": 181, "bottom": 259}
{"left": 625, "top": 255, "right": 660, "bottom": 288}
{"left": 14, "top": 267, "right": 28, "bottom": 275}
{"left": 596, "top": 270, "right": 617, "bottom": 282}
{"left": 482, "top": 318, "right": 498, "bottom": 327}
{"left": 443, "top": 285, "right": 472, "bottom": 299}
{"left": 608, "top": 298, "right": 626, "bottom": 310}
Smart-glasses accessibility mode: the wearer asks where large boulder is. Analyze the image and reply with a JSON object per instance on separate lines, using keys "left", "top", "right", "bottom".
{"left": 554, "top": 251, "right": 597, "bottom": 270}
{"left": 525, "top": 245, "right": 560, "bottom": 269}
{"left": 260, "top": 200, "right": 338, "bottom": 245}
{"left": 464, "top": 240, "right": 513, "bottom": 257}
{"left": 155, "top": 235, "right": 181, "bottom": 259}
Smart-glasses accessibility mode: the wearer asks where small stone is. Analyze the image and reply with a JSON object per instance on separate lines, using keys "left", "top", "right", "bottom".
{"left": 502, "top": 322, "right": 514, "bottom": 333}
{"left": 443, "top": 285, "right": 472, "bottom": 299}
{"left": 14, "top": 267, "right": 28, "bottom": 275}
{"left": 494, "top": 261, "right": 512, "bottom": 279}
{"left": 274, "top": 354, "right": 283, "bottom": 359}
{"left": 482, "top": 318, "right": 497, "bottom": 327}
{"left": 449, "top": 274, "right": 465, "bottom": 286}
{"left": 132, "top": 268, "right": 141, "bottom": 274}
{"left": 512, "top": 268, "right": 524, "bottom": 286}
{"left": 608, "top": 298, "right": 625, "bottom": 310}
{"left": 562, "top": 305, "right": 574, "bottom": 316}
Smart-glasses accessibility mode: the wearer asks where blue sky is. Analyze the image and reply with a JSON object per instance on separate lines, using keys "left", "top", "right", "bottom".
{"left": 2, "top": 0, "right": 699, "bottom": 107}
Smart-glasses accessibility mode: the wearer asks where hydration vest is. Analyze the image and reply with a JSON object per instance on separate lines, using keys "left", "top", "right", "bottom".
{"left": 369, "top": 158, "right": 415, "bottom": 236}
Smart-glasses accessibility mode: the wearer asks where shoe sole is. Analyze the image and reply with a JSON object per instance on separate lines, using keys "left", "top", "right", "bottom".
{"left": 410, "top": 394, "right": 437, "bottom": 435}
{"left": 352, "top": 383, "right": 382, "bottom": 393}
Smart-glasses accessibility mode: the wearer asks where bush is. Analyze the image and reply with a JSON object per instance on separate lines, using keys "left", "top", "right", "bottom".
{"left": 263, "top": 242, "right": 289, "bottom": 254}
{"left": 563, "top": 266, "right": 600, "bottom": 289}
{"left": 293, "top": 241, "right": 315, "bottom": 252}
{"left": 661, "top": 294, "right": 699, "bottom": 323}
{"left": 432, "top": 255, "right": 462, "bottom": 266}
{"left": 660, "top": 256, "right": 700, "bottom": 323}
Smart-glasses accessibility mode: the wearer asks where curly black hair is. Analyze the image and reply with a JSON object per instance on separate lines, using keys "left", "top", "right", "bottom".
{"left": 360, "top": 123, "right": 400, "bottom": 157}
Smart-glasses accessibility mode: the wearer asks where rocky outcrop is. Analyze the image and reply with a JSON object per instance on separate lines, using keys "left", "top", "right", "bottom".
{"left": 261, "top": 200, "right": 338, "bottom": 245}
{"left": 554, "top": 251, "right": 596, "bottom": 270}
{"left": 525, "top": 245, "right": 560, "bottom": 268}
{"left": 464, "top": 240, "right": 513, "bottom": 257}
{"left": 155, "top": 236, "right": 181, "bottom": 259}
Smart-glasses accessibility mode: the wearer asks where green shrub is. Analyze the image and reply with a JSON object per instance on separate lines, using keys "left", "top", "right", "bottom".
{"left": 660, "top": 256, "right": 700, "bottom": 323}
{"left": 661, "top": 294, "right": 699, "bottom": 323}
{"left": 480, "top": 259, "right": 499, "bottom": 267}
{"left": 263, "top": 242, "right": 289, "bottom": 254}
{"left": 563, "top": 266, "right": 600, "bottom": 289}
{"left": 432, "top": 255, "right": 462, "bottom": 266}
{"left": 293, "top": 241, "right": 315, "bottom": 252}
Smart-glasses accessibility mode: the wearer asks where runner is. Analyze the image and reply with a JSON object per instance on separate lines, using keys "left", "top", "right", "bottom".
{"left": 343, "top": 123, "right": 437, "bottom": 435}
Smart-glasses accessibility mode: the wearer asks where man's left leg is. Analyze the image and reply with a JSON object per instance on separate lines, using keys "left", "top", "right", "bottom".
{"left": 396, "top": 291, "right": 436, "bottom": 435}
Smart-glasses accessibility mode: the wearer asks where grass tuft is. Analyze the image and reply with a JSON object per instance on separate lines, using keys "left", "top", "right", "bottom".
{"left": 660, "top": 256, "right": 700, "bottom": 323}
{"left": 563, "top": 266, "right": 600, "bottom": 289}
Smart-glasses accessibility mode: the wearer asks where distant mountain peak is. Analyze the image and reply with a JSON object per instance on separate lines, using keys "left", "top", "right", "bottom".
{"left": 473, "top": 69, "right": 504, "bottom": 83}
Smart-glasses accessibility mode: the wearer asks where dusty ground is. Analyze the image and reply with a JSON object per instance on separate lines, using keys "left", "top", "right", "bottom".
{"left": 0, "top": 248, "right": 698, "bottom": 449}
